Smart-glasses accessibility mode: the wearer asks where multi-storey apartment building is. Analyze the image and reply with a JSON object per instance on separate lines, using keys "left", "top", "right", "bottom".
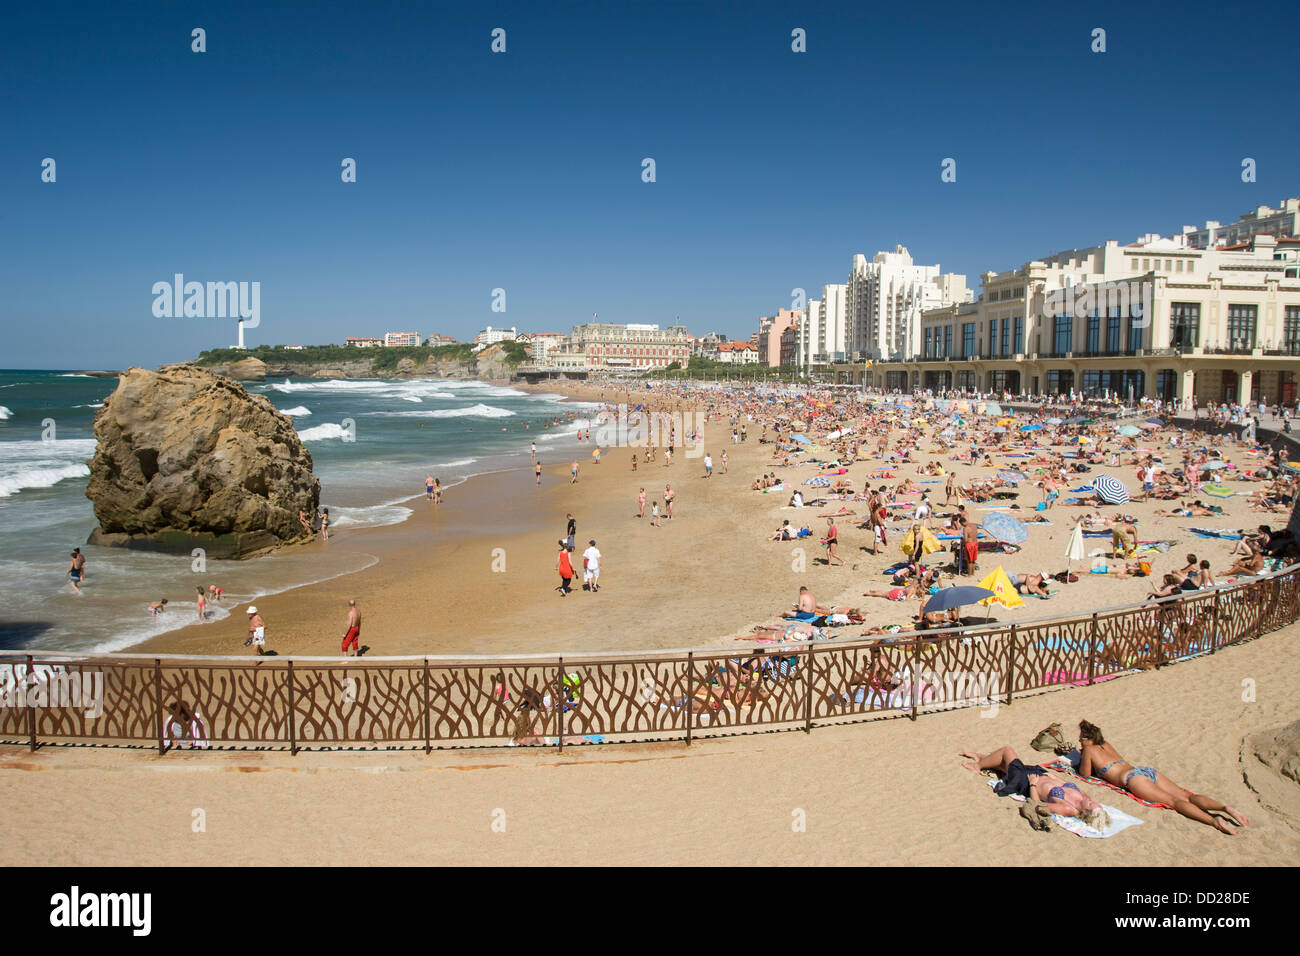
{"left": 756, "top": 308, "right": 802, "bottom": 367}
{"left": 383, "top": 331, "right": 421, "bottom": 347}
{"left": 844, "top": 246, "right": 972, "bottom": 361}
{"left": 795, "top": 283, "right": 848, "bottom": 373}
{"left": 1181, "top": 198, "right": 1300, "bottom": 250}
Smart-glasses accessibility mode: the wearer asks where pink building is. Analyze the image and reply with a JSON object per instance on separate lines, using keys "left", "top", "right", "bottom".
{"left": 758, "top": 308, "right": 801, "bottom": 367}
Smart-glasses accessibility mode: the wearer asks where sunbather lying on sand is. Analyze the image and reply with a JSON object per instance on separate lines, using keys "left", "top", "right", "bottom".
{"left": 961, "top": 745, "right": 1110, "bottom": 828}
{"left": 1077, "top": 720, "right": 1248, "bottom": 835}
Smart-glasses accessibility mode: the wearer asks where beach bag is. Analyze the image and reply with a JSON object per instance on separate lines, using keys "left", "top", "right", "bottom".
{"left": 1030, "top": 722, "right": 1075, "bottom": 755}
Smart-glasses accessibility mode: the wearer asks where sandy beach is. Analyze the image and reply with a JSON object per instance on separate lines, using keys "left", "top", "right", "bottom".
{"left": 127, "top": 380, "right": 1295, "bottom": 660}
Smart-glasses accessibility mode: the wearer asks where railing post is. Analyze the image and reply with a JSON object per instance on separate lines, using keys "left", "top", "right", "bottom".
{"left": 1088, "top": 613, "right": 1098, "bottom": 684}
{"left": 1206, "top": 590, "right": 1216, "bottom": 658}
{"left": 286, "top": 659, "right": 298, "bottom": 756}
{"left": 909, "top": 638, "right": 921, "bottom": 722}
{"left": 803, "top": 645, "right": 814, "bottom": 734}
{"left": 556, "top": 657, "right": 564, "bottom": 752}
{"left": 26, "top": 655, "right": 36, "bottom": 753}
{"left": 1006, "top": 625, "right": 1017, "bottom": 706}
{"left": 422, "top": 659, "right": 431, "bottom": 755}
{"left": 154, "top": 659, "right": 166, "bottom": 755}
{"left": 685, "top": 651, "right": 694, "bottom": 745}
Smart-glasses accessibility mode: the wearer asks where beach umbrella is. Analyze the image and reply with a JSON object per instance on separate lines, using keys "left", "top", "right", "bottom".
{"left": 980, "top": 511, "right": 1028, "bottom": 545}
{"left": 984, "top": 402, "right": 1004, "bottom": 416}
{"left": 1201, "top": 460, "right": 1229, "bottom": 471}
{"left": 1019, "top": 423, "right": 1044, "bottom": 431}
{"left": 922, "top": 586, "right": 995, "bottom": 616}
{"left": 790, "top": 433, "right": 811, "bottom": 444}
{"left": 1138, "top": 422, "right": 1160, "bottom": 430}
{"left": 1090, "top": 474, "right": 1130, "bottom": 505}
{"left": 1203, "top": 484, "right": 1236, "bottom": 498}
{"left": 976, "top": 567, "right": 1025, "bottom": 610}
{"left": 1117, "top": 425, "right": 1140, "bottom": 437}
{"left": 1046, "top": 417, "right": 1064, "bottom": 425}
{"left": 1064, "top": 521, "right": 1085, "bottom": 579}
{"left": 1146, "top": 417, "right": 1163, "bottom": 424}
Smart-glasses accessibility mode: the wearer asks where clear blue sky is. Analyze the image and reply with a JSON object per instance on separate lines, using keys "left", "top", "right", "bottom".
{"left": 3, "top": 0, "right": 1297, "bottom": 369}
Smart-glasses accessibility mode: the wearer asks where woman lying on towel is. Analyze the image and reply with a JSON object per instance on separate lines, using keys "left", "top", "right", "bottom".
{"left": 1077, "top": 720, "right": 1248, "bottom": 835}
{"left": 961, "top": 745, "right": 1110, "bottom": 829}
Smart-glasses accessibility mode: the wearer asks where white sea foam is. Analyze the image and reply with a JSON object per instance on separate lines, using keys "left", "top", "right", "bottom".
{"left": 278, "top": 405, "right": 312, "bottom": 416}
{"left": 0, "top": 406, "right": 10, "bottom": 420}
{"left": 0, "top": 439, "right": 96, "bottom": 497}
{"left": 72, "top": 403, "right": 104, "bottom": 409}
{"left": 401, "top": 395, "right": 422, "bottom": 402}
{"left": 57, "top": 373, "right": 93, "bottom": 378}
{"left": 297, "top": 422, "right": 351, "bottom": 441}
{"left": 328, "top": 504, "right": 413, "bottom": 529}
{"left": 371, "top": 404, "right": 515, "bottom": 419}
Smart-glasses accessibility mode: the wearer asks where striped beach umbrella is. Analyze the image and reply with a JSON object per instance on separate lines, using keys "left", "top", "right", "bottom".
{"left": 1089, "top": 474, "right": 1130, "bottom": 505}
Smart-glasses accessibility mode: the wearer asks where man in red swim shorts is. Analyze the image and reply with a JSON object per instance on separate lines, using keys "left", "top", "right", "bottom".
{"left": 341, "top": 599, "right": 362, "bottom": 656}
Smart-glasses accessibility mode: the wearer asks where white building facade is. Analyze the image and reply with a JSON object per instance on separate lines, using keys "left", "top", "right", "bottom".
{"left": 845, "top": 246, "right": 971, "bottom": 361}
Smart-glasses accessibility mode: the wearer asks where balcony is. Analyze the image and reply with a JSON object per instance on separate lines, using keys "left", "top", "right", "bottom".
{"left": 1263, "top": 345, "right": 1300, "bottom": 356}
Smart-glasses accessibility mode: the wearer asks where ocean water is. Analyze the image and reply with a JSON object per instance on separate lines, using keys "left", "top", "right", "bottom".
{"left": 0, "top": 370, "right": 596, "bottom": 654}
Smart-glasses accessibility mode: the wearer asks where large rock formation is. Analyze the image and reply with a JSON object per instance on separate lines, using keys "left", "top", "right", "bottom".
{"left": 86, "top": 364, "right": 319, "bottom": 558}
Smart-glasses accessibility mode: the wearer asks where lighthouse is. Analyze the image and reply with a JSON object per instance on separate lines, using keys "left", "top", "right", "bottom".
{"left": 236, "top": 318, "right": 246, "bottom": 349}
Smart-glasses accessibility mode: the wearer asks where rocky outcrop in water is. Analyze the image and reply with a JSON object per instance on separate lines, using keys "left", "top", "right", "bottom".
{"left": 85, "top": 364, "right": 320, "bottom": 558}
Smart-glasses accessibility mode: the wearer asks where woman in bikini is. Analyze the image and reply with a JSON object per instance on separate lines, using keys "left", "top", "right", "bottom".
{"left": 1077, "top": 720, "right": 1248, "bottom": 835}
{"left": 195, "top": 586, "right": 207, "bottom": 623}
{"left": 960, "top": 746, "right": 1110, "bottom": 829}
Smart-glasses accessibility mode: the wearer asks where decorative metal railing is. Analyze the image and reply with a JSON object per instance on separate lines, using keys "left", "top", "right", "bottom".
{"left": 2, "top": 565, "right": 1296, "bottom": 753}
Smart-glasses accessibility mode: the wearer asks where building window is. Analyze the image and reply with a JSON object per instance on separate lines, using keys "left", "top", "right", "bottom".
{"left": 943, "top": 326, "right": 953, "bottom": 358}
{"left": 1283, "top": 306, "right": 1300, "bottom": 352}
{"left": 1128, "top": 314, "right": 1144, "bottom": 352}
{"left": 1000, "top": 318, "right": 1009, "bottom": 355}
{"left": 1053, "top": 315, "right": 1072, "bottom": 354}
{"left": 962, "top": 323, "right": 975, "bottom": 357}
{"left": 1156, "top": 369, "right": 1178, "bottom": 400}
{"left": 1013, "top": 316, "right": 1023, "bottom": 354}
{"left": 1226, "top": 304, "right": 1257, "bottom": 350}
{"left": 1086, "top": 314, "right": 1100, "bottom": 354}
{"left": 1169, "top": 302, "right": 1200, "bottom": 349}
{"left": 1106, "top": 314, "right": 1121, "bottom": 353}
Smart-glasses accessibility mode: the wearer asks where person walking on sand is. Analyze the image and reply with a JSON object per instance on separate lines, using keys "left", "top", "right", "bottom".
{"left": 638, "top": 487, "right": 647, "bottom": 518}
{"left": 571, "top": 459, "right": 580, "bottom": 484}
{"left": 426, "top": 475, "right": 435, "bottom": 500}
{"left": 582, "top": 539, "right": 602, "bottom": 593}
{"left": 535, "top": 461, "right": 543, "bottom": 486}
{"left": 565, "top": 513, "right": 576, "bottom": 551}
{"left": 433, "top": 478, "right": 442, "bottom": 504}
{"left": 824, "top": 517, "right": 845, "bottom": 566}
{"left": 66, "top": 551, "right": 82, "bottom": 594}
{"left": 245, "top": 606, "right": 268, "bottom": 656}
{"left": 631, "top": 453, "right": 638, "bottom": 471}
{"left": 341, "top": 599, "right": 362, "bottom": 657}
{"left": 962, "top": 514, "right": 980, "bottom": 575}
{"left": 720, "top": 450, "right": 728, "bottom": 475}
{"left": 664, "top": 484, "right": 675, "bottom": 519}
{"left": 555, "top": 541, "right": 574, "bottom": 596}
{"left": 530, "top": 441, "right": 536, "bottom": 462}
{"left": 195, "top": 586, "right": 208, "bottom": 623}
{"left": 704, "top": 453, "right": 713, "bottom": 478}
{"left": 650, "top": 501, "right": 661, "bottom": 527}
{"left": 318, "top": 508, "right": 330, "bottom": 541}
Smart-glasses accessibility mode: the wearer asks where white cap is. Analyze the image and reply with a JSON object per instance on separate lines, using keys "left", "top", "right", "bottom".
{"left": 246, "top": 606, "right": 258, "bottom": 614}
